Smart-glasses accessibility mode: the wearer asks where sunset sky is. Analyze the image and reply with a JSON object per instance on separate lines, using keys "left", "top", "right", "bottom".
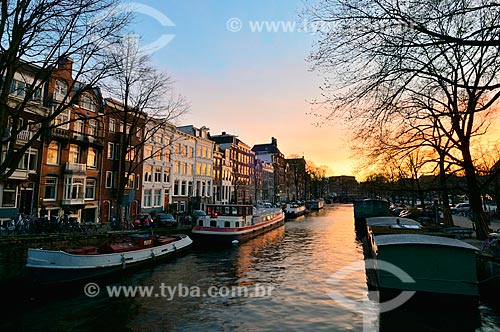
{"left": 126, "top": 0, "right": 356, "bottom": 177}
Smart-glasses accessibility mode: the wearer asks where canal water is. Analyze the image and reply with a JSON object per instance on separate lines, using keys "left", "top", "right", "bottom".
{"left": 3, "top": 204, "right": 500, "bottom": 331}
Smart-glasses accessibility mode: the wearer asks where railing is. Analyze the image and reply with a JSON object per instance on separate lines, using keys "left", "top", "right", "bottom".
{"left": 62, "top": 197, "right": 85, "bottom": 205}
{"left": 65, "top": 162, "right": 87, "bottom": 172}
{"left": 50, "top": 127, "right": 70, "bottom": 138}
{"left": 17, "top": 130, "right": 33, "bottom": 142}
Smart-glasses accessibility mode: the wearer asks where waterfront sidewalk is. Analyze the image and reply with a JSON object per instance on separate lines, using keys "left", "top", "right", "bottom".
{"left": 452, "top": 214, "right": 500, "bottom": 233}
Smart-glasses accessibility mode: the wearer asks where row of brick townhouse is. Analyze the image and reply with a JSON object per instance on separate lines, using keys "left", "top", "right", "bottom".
{"left": 1, "top": 57, "right": 310, "bottom": 224}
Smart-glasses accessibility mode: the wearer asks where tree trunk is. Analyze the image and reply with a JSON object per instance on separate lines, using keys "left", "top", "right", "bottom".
{"left": 439, "top": 154, "right": 454, "bottom": 226}
{"left": 462, "top": 150, "right": 490, "bottom": 240}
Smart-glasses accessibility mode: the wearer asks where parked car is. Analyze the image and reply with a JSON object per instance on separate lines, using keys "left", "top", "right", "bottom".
{"left": 133, "top": 213, "right": 153, "bottom": 228}
{"left": 451, "top": 203, "right": 470, "bottom": 215}
{"left": 192, "top": 210, "right": 207, "bottom": 225}
{"left": 155, "top": 213, "right": 177, "bottom": 227}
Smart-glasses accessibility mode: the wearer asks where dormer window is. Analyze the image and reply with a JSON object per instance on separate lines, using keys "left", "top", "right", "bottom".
{"left": 80, "top": 94, "right": 96, "bottom": 112}
{"left": 54, "top": 80, "right": 68, "bottom": 101}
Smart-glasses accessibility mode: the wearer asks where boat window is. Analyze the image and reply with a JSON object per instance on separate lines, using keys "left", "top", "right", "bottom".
{"left": 210, "top": 220, "right": 217, "bottom": 227}
{"left": 198, "top": 220, "right": 203, "bottom": 226}
{"left": 232, "top": 207, "right": 238, "bottom": 215}
{"left": 225, "top": 207, "right": 230, "bottom": 215}
{"left": 235, "top": 222, "right": 240, "bottom": 227}
{"left": 224, "top": 221, "right": 231, "bottom": 227}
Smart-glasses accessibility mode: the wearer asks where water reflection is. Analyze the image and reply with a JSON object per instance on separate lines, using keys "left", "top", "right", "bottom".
{"left": 2, "top": 204, "right": 500, "bottom": 331}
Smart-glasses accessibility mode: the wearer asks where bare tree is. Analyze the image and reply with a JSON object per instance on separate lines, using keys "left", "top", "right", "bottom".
{"left": 304, "top": 0, "right": 500, "bottom": 239}
{"left": 0, "top": 0, "right": 129, "bottom": 179}
{"left": 102, "top": 36, "right": 188, "bottom": 223}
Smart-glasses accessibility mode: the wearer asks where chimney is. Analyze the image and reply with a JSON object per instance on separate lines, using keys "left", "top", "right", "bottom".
{"left": 57, "top": 57, "right": 73, "bottom": 71}
{"left": 271, "top": 137, "right": 277, "bottom": 146}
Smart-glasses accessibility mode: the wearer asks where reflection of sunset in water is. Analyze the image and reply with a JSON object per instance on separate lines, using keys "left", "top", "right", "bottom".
{"left": 235, "top": 225, "right": 285, "bottom": 286}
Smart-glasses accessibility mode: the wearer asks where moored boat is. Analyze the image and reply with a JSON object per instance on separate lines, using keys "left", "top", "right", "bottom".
{"left": 26, "top": 233, "right": 193, "bottom": 284}
{"left": 353, "top": 199, "right": 390, "bottom": 235}
{"left": 308, "top": 199, "right": 325, "bottom": 210}
{"left": 367, "top": 233, "right": 479, "bottom": 305}
{"left": 366, "top": 216, "right": 423, "bottom": 236}
{"left": 284, "top": 202, "right": 306, "bottom": 219}
{"left": 191, "top": 204, "right": 285, "bottom": 245}
{"left": 476, "top": 234, "right": 500, "bottom": 298}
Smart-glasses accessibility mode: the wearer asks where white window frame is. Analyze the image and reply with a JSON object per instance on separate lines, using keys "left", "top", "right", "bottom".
{"left": 44, "top": 177, "right": 58, "bottom": 201}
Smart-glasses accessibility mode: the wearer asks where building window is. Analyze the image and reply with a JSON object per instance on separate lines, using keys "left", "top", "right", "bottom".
{"left": 54, "top": 109, "right": 70, "bottom": 129}
{"left": 144, "top": 165, "right": 152, "bottom": 182}
{"left": 85, "top": 179, "right": 96, "bottom": 199}
{"left": 54, "top": 80, "right": 68, "bottom": 101}
{"left": 144, "top": 145, "right": 152, "bottom": 159}
{"left": 74, "top": 119, "right": 84, "bottom": 133}
{"left": 109, "top": 118, "right": 116, "bottom": 133}
{"left": 154, "top": 166, "right": 162, "bottom": 182}
{"left": 181, "top": 181, "right": 186, "bottom": 196}
{"left": 69, "top": 144, "right": 80, "bottom": 164}
{"left": 125, "top": 146, "right": 135, "bottom": 161}
{"left": 153, "top": 189, "right": 161, "bottom": 206}
{"left": 87, "top": 148, "right": 97, "bottom": 168}
{"left": 174, "top": 180, "right": 179, "bottom": 195}
{"left": 105, "top": 171, "right": 113, "bottom": 188}
{"left": 189, "top": 147, "right": 194, "bottom": 158}
{"left": 155, "top": 148, "right": 162, "bottom": 161}
{"left": 47, "top": 142, "right": 59, "bottom": 165}
{"left": 125, "top": 173, "right": 135, "bottom": 189}
{"left": 64, "top": 177, "right": 84, "bottom": 200}
{"left": 80, "top": 94, "right": 96, "bottom": 112}
{"left": 143, "top": 189, "right": 152, "bottom": 207}
{"left": 107, "top": 143, "right": 121, "bottom": 160}
{"left": 88, "top": 119, "right": 97, "bottom": 136}
{"left": 188, "top": 181, "right": 193, "bottom": 197}
{"left": 2, "top": 183, "right": 16, "bottom": 207}
{"left": 44, "top": 177, "right": 57, "bottom": 200}
{"left": 163, "top": 167, "right": 170, "bottom": 183}
{"left": 19, "top": 150, "right": 38, "bottom": 171}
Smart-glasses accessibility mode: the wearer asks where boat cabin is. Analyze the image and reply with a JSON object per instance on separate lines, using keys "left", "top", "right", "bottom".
{"left": 199, "top": 204, "right": 254, "bottom": 228}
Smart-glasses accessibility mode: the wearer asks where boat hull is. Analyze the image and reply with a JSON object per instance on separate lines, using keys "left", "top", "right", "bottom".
{"left": 26, "top": 235, "right": 193, "bottom": 285}
{"left": 192, "top": 216, "right": 285, "bottom": 246}
{"left": 367, "top": 234, "right": 479, "bottom": 300}
{"left": 477, "top": 253, "right": 500, "bottom": 298}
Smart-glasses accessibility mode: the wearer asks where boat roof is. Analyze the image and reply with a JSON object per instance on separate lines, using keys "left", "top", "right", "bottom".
{"left": 374, "top": 234, "right": 478, "bottom": 251}
{"left": 366, "top": 216, "right": 421, "bottom": 227}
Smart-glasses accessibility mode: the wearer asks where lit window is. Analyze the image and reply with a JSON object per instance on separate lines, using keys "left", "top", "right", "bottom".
{"left": 47, "top": 142, "right": 59, "bottom": 165}
{"left": 69, "top": 144, "right": 80, "bottom": 163}
{"left": 87, "top": 148, "right": 97, "bottom": 168}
